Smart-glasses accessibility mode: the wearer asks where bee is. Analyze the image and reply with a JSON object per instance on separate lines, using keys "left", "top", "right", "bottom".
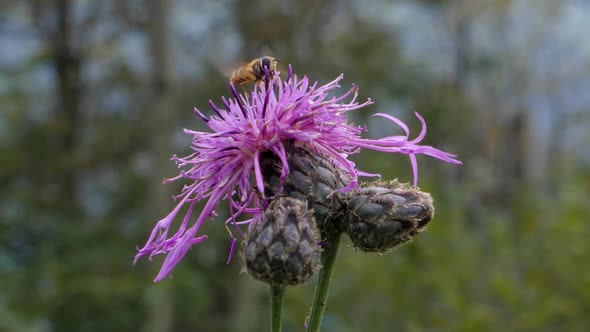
{"left": 230, "top": 56, "right": 279, "bottom": 85}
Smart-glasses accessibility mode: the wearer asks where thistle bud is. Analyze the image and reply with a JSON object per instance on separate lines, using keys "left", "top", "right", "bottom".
{"left": 344, "top": 180, "right": 434, "bottom": 252}
{"left": 261, "top": 142, "right": 350, "bottom": 235}
{"left": 244, "top": 197, "right": 322, "bottom": 285}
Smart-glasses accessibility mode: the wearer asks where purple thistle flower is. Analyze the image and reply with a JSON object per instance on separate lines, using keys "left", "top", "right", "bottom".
{"left": 135, "top": 67, "right": 462, "bottom": 282}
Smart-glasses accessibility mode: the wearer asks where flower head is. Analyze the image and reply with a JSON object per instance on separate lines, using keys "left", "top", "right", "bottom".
{"left": 135, "top": 66, "right": 461, "bottom": 281}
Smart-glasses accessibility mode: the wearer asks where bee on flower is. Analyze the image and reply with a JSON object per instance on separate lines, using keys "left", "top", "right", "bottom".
{"left": 134, "top": 65, "right": 461, "bottom": 282}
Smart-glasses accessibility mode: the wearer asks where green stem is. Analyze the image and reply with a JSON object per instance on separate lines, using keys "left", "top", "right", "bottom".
{"left": 307, "top": 234, "right": 341, "bottom": 332}
{"left": 270, "top": 283, "right": 285, "bottom": 332}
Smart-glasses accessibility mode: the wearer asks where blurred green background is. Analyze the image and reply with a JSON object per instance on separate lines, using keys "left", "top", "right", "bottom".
{"left": 1, "top": 0, "right": 589, "bottom": 331}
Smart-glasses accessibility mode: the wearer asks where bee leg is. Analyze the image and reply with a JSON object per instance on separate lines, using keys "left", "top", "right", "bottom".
{"left": 240, "top": 84, "right": 248, "bottom": 95}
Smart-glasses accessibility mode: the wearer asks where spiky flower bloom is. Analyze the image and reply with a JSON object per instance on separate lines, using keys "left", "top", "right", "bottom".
{"left": 135, "top": 67, "right": 461, "bottom": 282}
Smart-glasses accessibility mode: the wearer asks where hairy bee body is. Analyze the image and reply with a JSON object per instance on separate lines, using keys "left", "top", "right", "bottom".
{"left": 230, "top": 56, "right": 279, "bottom": 85}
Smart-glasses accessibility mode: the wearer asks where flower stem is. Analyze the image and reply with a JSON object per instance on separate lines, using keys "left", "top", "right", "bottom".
{"left": 307, "top": 234, "right": 341, "bottom": 332}
{"left": 270, "top": 283, "right": 285, "bottom": 332}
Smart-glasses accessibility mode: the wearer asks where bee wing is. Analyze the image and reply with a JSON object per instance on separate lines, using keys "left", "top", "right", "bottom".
{"left": 209, "top": 58, "right": 250, "bottom": 81}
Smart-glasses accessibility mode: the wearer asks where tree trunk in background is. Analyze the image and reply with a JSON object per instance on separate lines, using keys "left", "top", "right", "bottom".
{"left": 143, "top": 1, "right": 174, "bottom": 331}
{"left": 447, "top": 3, "right": 471, "bottom": 92}
{"left": 498, "top": 111, "right": 527, "bottom": 198}
{"left": 543, "top": 95, "right": 568, "bottom": 198}
{"left": 53, "top": 0, "right": 81, "bottom": 208}
{"left": 49, "top": 1, "right": 83, "bottom": 330}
